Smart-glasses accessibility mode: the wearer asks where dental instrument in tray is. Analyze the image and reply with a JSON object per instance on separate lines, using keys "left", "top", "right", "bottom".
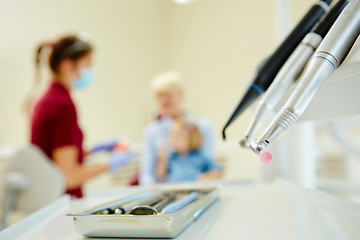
{"left": 67, "top": 185, "right": 220, "bottom": 238}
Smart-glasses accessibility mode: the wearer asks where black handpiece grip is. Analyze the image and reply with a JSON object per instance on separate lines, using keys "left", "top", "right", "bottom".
{"left": 322, "top": 0, "right": 333, "bottom": 5}
{"left": 313, "top": 0, "right": 348, "bottom": 38}
{"left": 254, "top": 2, "right": 329, "bottom": 90}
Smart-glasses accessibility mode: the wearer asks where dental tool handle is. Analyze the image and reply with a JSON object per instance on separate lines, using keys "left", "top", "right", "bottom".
{"left": 241, "top": 34, "right": 322, "bottom": 147}
{"left": 240, "top": 0, "right": 348, "bottom": 147}
{"left": 222, "top": 0, "right": 331, "bottom": 139}
{"left": 253, "top": 0, "right": 360, "bottom": 154}
{"left": 313, "top": 0, "right": 349, "bottom": 38}
{"left": 122, "top": 191, "right": 163, "bottom": 214}
{"left": 252, "top": 0, "right": 330, "bottom": 90}
{"left": 288, "top": 3, "right": 360, "bottom": 116}
{"left": 161, "top": 192, "right": 198, "bottom": 214}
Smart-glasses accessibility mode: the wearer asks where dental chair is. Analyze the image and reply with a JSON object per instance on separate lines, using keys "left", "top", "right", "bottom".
{"left": 0, "top": 145, "right": 65, "bottom": 230}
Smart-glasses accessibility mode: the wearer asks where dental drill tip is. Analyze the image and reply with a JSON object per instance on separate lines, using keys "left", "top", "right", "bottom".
{"left": 250, "top": 140, "right": 269, "bottom": 154}
{"left": 259, "top": 151, "right": 272, "bottom": 163}
{"left": 222, "top": 86, "right": 261, "bottom": 137}
{"left": 239, "top": 137, "right": 250, "bottom": 148}
{"left": 222, "top": 128, "right": 227, "bottom": 140}
{"left": 250, "top": 142, "right": 261, "bottom": 154}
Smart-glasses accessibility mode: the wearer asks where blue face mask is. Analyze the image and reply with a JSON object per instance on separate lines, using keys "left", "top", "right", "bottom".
{"left": 73, "top": 68, "right": 95, "bottom": 89}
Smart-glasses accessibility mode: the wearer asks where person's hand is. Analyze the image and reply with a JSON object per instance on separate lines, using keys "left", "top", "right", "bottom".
{"left": 198, "top": 171, "right": 221, "bottom": 181}
{"left": 157, "top": 147, "right": 169, "bottom": 163}
{"left": 155, "top": 147, "right": 170, "bottom": 180}
{"left": 91, "top": 139, "right": 118, "bottom": 154}
{"left": 108, "top": 151, "right": 135, "bottom": 172}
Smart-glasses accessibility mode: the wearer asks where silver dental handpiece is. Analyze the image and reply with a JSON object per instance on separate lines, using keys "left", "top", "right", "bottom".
{"left": 251, "top": 0, "right": 360, "bottom": 154}
{"left": 240, "top": 0, "right": 349, "bottom": 149}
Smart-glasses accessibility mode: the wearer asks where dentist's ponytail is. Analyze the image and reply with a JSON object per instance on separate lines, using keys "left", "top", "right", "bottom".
{"left": 23, "top": 35, "right": 93, "bottom": 116}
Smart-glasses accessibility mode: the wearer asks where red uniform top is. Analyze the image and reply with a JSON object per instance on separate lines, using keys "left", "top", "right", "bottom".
{"left": 31, "top": 82, "right": 84, "bottom": 198}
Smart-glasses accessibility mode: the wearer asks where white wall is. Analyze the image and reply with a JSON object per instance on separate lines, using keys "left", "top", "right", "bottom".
{"left": 164, "top": 0, "right": 276, "bottom": 140}
{"left": 0, "top": 0, "right": 166, "bottom": 146}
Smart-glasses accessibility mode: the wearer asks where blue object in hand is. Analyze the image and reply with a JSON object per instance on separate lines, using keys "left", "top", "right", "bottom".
{"left": 91, "top": 139, "right": 118, "bottom": 153}
{"left": 108, "top": 151, "right": 135, "bottom": 172}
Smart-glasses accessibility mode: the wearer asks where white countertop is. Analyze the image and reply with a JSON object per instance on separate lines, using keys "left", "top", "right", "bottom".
{"left": 2, "top": 179, "right": 360, "bottom": 240}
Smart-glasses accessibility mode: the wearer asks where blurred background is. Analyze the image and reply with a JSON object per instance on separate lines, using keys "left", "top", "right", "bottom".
{"left": 1, "top": 0, "right": 360, "bottom": 227}
{"left": 0, "top": 0, "right": 315, "bottom": 182}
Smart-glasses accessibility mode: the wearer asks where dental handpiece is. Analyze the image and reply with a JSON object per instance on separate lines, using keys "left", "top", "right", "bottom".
{"left": 240, "top": 0, "right": 348, "bottom": 148}
{"left": 251, "top": 0, "right": 360, "bottom": 155}
{"left": 222, "top": 0, "right": 332, "bottom": 139}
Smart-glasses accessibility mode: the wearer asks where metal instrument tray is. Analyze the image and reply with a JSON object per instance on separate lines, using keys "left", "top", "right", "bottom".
{"left": 67, "top": 185, "right": 220, "bottom": 238}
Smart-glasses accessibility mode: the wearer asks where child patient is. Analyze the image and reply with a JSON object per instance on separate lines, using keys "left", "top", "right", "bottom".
{"left": 156, "top": 119, "right": 221, "bottom": 182}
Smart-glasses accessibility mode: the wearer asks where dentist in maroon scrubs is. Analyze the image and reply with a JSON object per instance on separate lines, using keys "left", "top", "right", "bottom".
{"left": 29, "top": 35, "right": 133, "bottom": 198}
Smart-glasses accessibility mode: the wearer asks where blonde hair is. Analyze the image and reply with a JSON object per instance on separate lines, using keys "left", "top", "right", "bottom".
{"left": 173, "top": 119, "right": 202, "bottom": 151}
{"left": 151, "top": 71, "right": 183, "bottom": 94}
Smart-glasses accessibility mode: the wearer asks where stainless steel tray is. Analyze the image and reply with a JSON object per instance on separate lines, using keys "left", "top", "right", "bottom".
{"left": 67, "top": 185, "right": 220, "bottom": 238}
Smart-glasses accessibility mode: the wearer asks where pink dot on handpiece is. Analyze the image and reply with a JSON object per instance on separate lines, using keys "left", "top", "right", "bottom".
{"left": 259, "top": 150, "right": 272, "bottom": 163}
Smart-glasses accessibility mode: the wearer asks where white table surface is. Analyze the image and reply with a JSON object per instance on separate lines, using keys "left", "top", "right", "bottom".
{"left": 2, "top": 179, "right": 360, "bottom": 240}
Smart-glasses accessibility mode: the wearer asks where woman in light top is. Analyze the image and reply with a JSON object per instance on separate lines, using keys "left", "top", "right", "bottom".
{"left": 140, "top": 71, "right": 217, "bottom": 185}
